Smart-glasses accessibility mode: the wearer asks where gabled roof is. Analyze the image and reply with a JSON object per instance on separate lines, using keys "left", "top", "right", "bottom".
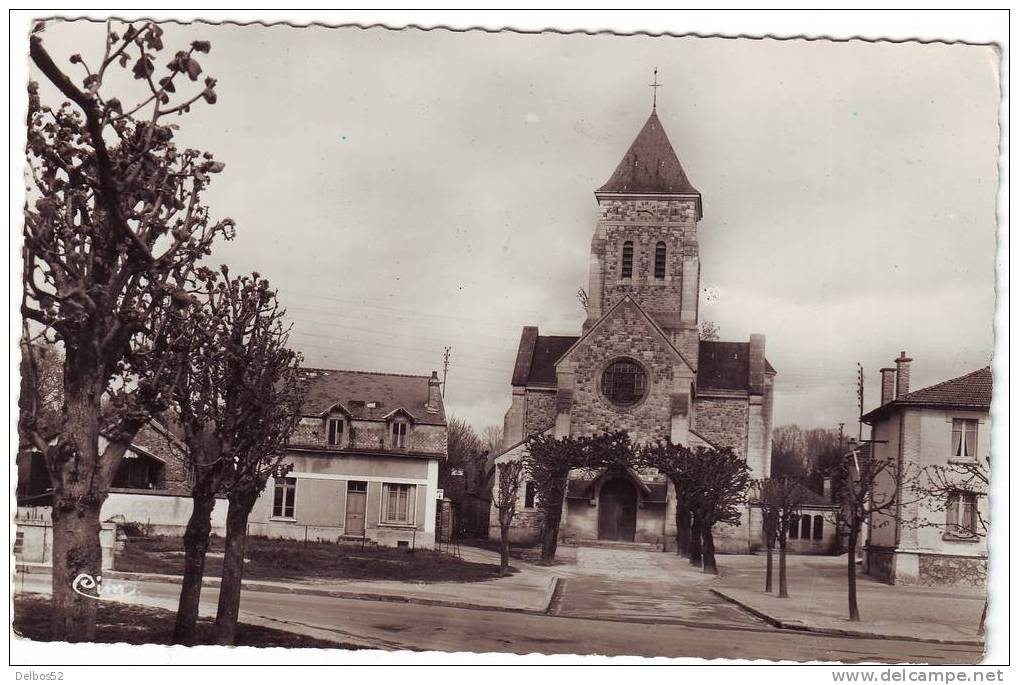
{"left": 298, "top": 368, "right": 446, "bottom": 425}
{"left": 557, "top": 295, "right": 696, "bottom": 374}
{"left": 861, "top": 367, "right": 992, "bottom": 423}
{"left": 697, "top": 340, "right": 777, "bottom": 393}
{"left": 596, "top": 111, "right": 701, "bottom": 207}
{"left": 511, "top": 331, "right": 580, "bottom": 388}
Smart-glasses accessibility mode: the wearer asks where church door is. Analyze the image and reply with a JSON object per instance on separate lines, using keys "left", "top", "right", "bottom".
{"left": 597, "top": 478, "right": 637, "bottom": 542}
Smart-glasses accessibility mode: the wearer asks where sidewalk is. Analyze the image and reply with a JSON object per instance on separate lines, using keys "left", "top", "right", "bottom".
{"left": 16, "top": 545, "right": 560, "bottom": 614}
{"left": 711, "top": 554, "right": 985, "bottom": 645}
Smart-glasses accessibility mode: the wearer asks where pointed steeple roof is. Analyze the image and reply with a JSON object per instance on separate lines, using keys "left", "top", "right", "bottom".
{"left": 596, "top": 111, "right": 701, "bottom": 202}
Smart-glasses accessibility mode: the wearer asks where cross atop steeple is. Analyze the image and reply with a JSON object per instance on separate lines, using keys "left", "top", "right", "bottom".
{"left": 649, "top": 68, "right": 662, "bottom": 111}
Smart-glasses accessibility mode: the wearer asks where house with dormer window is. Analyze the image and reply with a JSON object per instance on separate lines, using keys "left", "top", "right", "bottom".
{"left": 247, "top": 368, "right": 448, "bottom": 549}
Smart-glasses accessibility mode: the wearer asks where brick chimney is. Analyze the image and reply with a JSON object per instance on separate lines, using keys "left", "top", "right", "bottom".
{"left": 894, "top": 351, "right": 912, "bottom": 399}
{"left": 822, "top": 477, "right": 832, "bottom": 501}
{"left": 748, "top": 334, "right": 766, "bottom": 395}
{"left": 426, "top": 371, "right": 442, "bottom": 413}
{"left": 880, "top": 367, "right": 897, "bottom": 405}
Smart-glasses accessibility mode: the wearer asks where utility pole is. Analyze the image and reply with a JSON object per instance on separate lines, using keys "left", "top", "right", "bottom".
{"left": 441, "top": 346, "right": 451, "bottom": 398}
{"left": 856, "top": 363, "right": 865, "bottom": 442}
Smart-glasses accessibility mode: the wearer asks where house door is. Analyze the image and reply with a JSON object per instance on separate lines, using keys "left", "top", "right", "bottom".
{"left": 597, "top": 478, "right": 637, "bottom": 542}
{"left": 345, "top": 481, "right": 367, "bottom": 536}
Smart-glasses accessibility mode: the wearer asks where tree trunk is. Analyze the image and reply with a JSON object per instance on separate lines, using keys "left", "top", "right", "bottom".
{"left": 49, "top": 497, "right": 103, "bottom": 642}
{"left": 689, "top": 515, "right": 703, "bottom": 567}
{"left": 499, "top": 521, "right": 511, "bottom": 576}
{"left": 48, "top": 385, "right": 108, "bottom": 643}
{"left": 540, "top": 500, "right": 563, "bottom": 564}
{"left": 172, "top": 491, "right": 217, "bottom": 644}
{"left": 214, "top": 492, "right": 256, "bottom": 645}
{"left": 765, "top": 542, "right": 774, "bottom": 592}
{"left": 701, "top": 523, "right": 718, "bottom": 574}
{"left": 675, "top": 502, "right": 691, "bottom": 555}
{"left": 778, "top": 540, "right": 788, "bottom": 598}
{"left": 847, "top": 525, "right": 860, "bottom": 621}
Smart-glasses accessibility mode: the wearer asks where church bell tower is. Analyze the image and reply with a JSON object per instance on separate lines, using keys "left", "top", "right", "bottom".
{"left": 583, "top": 106, "right": 703, "bottom": 365}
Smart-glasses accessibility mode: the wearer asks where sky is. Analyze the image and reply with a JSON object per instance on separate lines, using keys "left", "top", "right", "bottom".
{"left": 30, "top": 20, "right": 1001, "bottom": 436}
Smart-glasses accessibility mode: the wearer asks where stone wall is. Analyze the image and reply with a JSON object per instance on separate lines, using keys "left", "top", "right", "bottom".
{"left": 524, "top": 389, "right": 557, "bottom": 437}
{"left": 918, "top": 554, "right": 987, "bottom": 587}
{"left": 693, "top": 395, "right": 749, "bottom": 456}
{"left": 564, "top": 301, "right": 688, "bottom": 444}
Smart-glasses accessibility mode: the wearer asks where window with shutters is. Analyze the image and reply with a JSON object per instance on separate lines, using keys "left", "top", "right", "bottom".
{"left": 382, "top": 483, "right": 416, "bottom": 525}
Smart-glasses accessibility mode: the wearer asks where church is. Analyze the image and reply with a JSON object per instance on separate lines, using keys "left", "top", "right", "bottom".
{"left": 489, "top": 103, "right": 776, "bottom": 554}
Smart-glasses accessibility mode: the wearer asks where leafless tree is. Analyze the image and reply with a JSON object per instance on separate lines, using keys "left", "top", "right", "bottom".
{"left": 197, "top": 275, "right": 303, "bottom": 645}
{"left": 494, "top": 460, "right": 524, "bottom": 576}
{"left": 685, "top": 447, "right": 752, "bottom": 574}
{"left": 755, "top": 477, "right": 805, "bottom": 597}
{"left": 170, "top": 268, "right": 302, "bottom": 644}
{"left": 640, "top": 440, "right": 694, "bottom": 556}
{"left": 23, "top": 20, "right": 228, "bottom": 640}
{"left": 524, "top": 431, "right": 633, "bottom": 563}
{"left": 834, "top": 445, "right": 902, "bottom": 621}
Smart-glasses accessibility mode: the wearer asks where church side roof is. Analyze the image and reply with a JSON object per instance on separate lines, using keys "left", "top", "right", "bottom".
{"left": 596, "top": 111, "right": 701, "bottom": 198}
{"left": 510, "top": 329, "right": 579, "bottom": 388}
{"left": 697, "top": 340, "right": 776, "bottom": 393}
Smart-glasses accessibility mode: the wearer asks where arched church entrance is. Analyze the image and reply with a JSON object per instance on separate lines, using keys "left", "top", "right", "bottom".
{"left": 597, "top": 477, "right": 637, "bottom": 542}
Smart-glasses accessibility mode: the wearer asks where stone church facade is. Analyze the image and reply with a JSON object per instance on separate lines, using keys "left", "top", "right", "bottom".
{"left": 489, "top": 108, "right": 776, "bottom": 553}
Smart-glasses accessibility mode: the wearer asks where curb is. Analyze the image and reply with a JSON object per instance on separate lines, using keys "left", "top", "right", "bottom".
{"left": 14, "top": 564, "right": 559, "bottom": 617}
{"left": 709, "top": 588, "right": 984, "bottom": 647}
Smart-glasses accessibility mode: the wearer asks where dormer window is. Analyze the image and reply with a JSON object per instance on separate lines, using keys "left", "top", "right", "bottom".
{"left": 327, "top": 417, "right": 345, "bottom": 447}
{"left": 391, "top": 420, "right": 408, "bottom": 449}
{"left": 621, "top": 241, "right": 634, "bottom": 279}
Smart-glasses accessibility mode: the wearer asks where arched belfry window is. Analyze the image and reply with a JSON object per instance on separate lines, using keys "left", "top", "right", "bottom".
{"left": 654, "top": 242, "right": 667, "bottom": 280}
{"left": 621, "top": 241, "right": 634, "bottom": 279}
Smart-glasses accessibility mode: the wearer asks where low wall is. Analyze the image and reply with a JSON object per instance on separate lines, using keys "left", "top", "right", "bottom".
{"left": 248, "top": 520, "right": 435, "bottom": 550}
{"left": 15, "top": 518, "right": 115, "bottom": 570}
{"left": 865, "top": 546, "right": 986, "bottom": 587}
{"left": 17, "top": 491, "right": 229, "bottom": 538}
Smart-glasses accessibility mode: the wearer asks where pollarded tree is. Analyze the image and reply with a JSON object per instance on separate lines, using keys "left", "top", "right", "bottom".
{"left": 170, "top": 268, "right": 301, "bottom": 644}
{"left": 524, "top": 430, "right": 633, "bottom": 563}
{"left": 686, "top": 446, "right": 752, "bottom": 574}
{"left": 494, "top": 460, "right": 524, "bottom": 576}
{"left": 755, "top": 476, "right": 805, "bottom": 597}
{"left": 640, "top": 440, "right": 695, "bottom": 556}
{"left": 23, "top": 20, "right": 228, "bottom": 641}
{"left": 208, "top": 279, "right": 303, "bottom": 646}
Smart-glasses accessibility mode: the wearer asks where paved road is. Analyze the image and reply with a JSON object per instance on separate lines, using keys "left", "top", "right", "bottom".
{"left": 14, "top": 573, "right": 981, "bottom": 663}
{"left": 553, "top": 546, "right": 762, "bottom": 628}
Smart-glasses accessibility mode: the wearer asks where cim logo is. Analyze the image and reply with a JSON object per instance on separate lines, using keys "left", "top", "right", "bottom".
{"left": 71, "top": 573, "right": 137, "bottom": 600}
